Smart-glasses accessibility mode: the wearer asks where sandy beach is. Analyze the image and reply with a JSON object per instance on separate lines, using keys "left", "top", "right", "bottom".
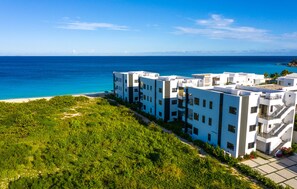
{"left": 0, "top": 92, "right": 110, "bottom": 103}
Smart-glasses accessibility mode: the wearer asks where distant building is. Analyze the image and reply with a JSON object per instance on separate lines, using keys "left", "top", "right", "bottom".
{"left": 277, "top": 73, "right": 297, "bottom": 87}
{"left": 113, "top": 71, "right": 159, "bottom": 103}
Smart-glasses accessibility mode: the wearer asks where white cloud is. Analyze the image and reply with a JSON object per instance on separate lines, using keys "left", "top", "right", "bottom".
{"left": 175, "top": 14, "right": 270, "bottom": 41}
{"left": 58, "top": 21, "right": 129, "bottom": 31}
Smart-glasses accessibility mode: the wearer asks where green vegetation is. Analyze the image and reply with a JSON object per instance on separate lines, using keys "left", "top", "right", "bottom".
{"left": 0, "top": 96, "right": 259, "bottom": 188}
{"left": 264, "top": 69, "right": 292, "bottom": 81}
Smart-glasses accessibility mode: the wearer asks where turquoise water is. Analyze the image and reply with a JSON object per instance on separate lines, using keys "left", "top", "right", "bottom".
{"left": 0, "top": 56, "right": 296, "bottom": 100}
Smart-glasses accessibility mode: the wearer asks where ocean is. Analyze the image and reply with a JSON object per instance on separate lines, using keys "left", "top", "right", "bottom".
{"left": 0, "top": 56, "right": 296, "bottom": 100}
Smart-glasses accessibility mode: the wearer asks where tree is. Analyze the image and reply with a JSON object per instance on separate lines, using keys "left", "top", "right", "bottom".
{"left": 281, "top": 69, "right": 292, "bottom": 76}
{"left": 264, "top": 72, "right": 269, "bottom": 78}
{"left": 270, "top": 72, "right": 279, "bottom": 80}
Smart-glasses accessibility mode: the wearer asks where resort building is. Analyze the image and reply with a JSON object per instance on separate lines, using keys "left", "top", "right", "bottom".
{"left": 113, "top": 71, "right": 159, "bottom": 103}
{"left": 277, "top": 73, "right": 297, "bottom": 87}
{"left": 139, "top": 75, "right": 202, "bottom": 122}
{"left": 192, "top": 72, "right": 265, "bottom": 87}
{"left": 182, "top": 85, "right": 296, "bottom": 157}
{"left": 113, "top": 71, "right": 297, "bottom": 157}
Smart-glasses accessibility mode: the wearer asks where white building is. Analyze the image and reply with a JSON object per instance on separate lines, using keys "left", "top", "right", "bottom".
{"left": 192, "top": 72, "right": 265, "bottom": 87}
{"left": 113, "top": 71, "right": 159, "bottom": 103}
{"left": 277, "top": 73, "right": 297, "bottom": 87}
{"left": 139, "top": 75, "right": 202, "bottom": 122}
{"left": 183, "top": 85, "right": 296, "bottom": 157}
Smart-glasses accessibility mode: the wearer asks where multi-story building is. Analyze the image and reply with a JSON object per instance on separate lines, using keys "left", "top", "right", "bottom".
{"left": 192, "top": 72, "right": 265, "bottom": 87}
{"left": 183, "top": 85, "right": 296, "bottom": 157}
{"left": 113, "top": 71, "right": 296, "bottom": 157}
{"left": 139, "top": 75, "right": 202, "bottom": 122}
{"left": 113, "top": 71, "right": 159, "bottom": 103}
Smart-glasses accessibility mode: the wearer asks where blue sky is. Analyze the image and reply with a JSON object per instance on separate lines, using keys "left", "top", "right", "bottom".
{"left": 1, "top": 0, "right": 297, "bottom": 55}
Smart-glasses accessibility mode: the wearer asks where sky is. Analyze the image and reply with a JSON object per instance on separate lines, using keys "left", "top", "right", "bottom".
{"left": 1, "top": 0, "right": 297, "bottom": 56}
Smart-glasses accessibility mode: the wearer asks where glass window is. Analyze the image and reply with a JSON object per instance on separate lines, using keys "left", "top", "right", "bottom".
{"left": 194, "top": 98, "right": 200, "bottom": 105}
{"left": 194, "top": 113, "right": 199, "bottom": 121}
{"left": 209, "top": 101, "right": 213, "bottom": 109}
{"left": 172, "top": 100, "right": 177, "bottom": 105}
{"left": 171, "top": 111, "right": 177, "bottom": 116}
{"left": 251, "top": 106, "right": 258, "bottom": 113}
{"left": 202, "top": 115, "right": 205, "bottom": 123}
{"left": 193, "top": 127, "right": 198, "bottom": 135}
{"left": 203, "top": 100, "right": 206, "bottom": 107}
{"left": 134, "top": 80, "right": 138, "bottom": 83}
{"left": 159, "top": 100, "right": 162, "bottom": 105}
{"left": 159, "top": 112, "right": 162, "bottom": 116}
{"left": 172, "top": 88, "right": 177, "bottom": 92}
{"left": 208, "top": 118, "right": 212, "bottom": 126}
{"left": 208, "top": 133, "right": 211, "bottom": 141}
{"left": 229, "top": 106, "right": 237, "bottom": 115}
{"left": 249, "top": 125, "right": 256, "bottom": 131}
{"left": 228, "top": 125, "right": 236, "bottom": 133}
{"left": 248, "top": 142, "right": 255, "bottom": 149}
{"left": 159, "top": 88, "right": 162, "bottom": 93}
{"left": 227, "top": 142, "right": 234, "bottom": 150}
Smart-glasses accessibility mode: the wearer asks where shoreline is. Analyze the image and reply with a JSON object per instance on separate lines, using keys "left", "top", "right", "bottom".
{"left": 0, "top": 91, "right": 111, "bottom": 103}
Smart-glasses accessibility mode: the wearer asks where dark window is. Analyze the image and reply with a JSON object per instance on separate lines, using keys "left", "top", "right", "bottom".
{"left": 147, "top": 85, "right": 149, "bottom": 90}
{"left": 134, "top": 88, "right": 138, "bottom": 92}
{"left": 134, "top": 80, "right": 138, "bottom": 83}
{"left": 172, "top": 100, "right": 177, "bottom": 105}
{"left": 172, "top": 111, "right": 177, "bottom": 116}
{"left": 248, "top": 142, "right": 255, "bottom": 149}
{"left": 251, "top": 106, "right": 258, "bottom": 113}
{"left": 193, "top": 127, "right": 198, "bottom": 135}
{"left": 159, "top": 100, "right": 162, "bottom": 105}
{"left": 159, "top": 112, "right": 162, "bottom": 116}
{"left": 229, "top": 106, "right": 237, "bottom": 115}
{"left": 159, "top": 88, "right": 162, "bottom": 93}
{"left": 194, "top": 98, "right": 200, "bottom": 105}
{"left": 270, "top": 106, "right": 273, "bottom": 112}
{"left": 228, "top": 125, "right": 236, "bottom": 133}
{"left": 203, "top": 100, "right": 206, "bottom": 107}
{"left": 150, "top": 86, "right": 152, "bottom": 91}
{"left": 143, "top": 105, "right": 146, "bottom": 110}
{"left": 194, "top": 113, "right": 199, "bottom": 121}
{"left": 143, "top": 84, "right": 146, "bottom": 89}
{"left": 227, "top": 142, "right": 234, "bottom": 151}
{"left": 172, "top": 88, "right": 177, "bottom": 92}
{"left": 135, "top": 97, "right": 138, "bottom": 101}
{"left": 125, "top": 79, "right": 127, "bottom": 83}
{"left": 208, "top": 118, "right": 212, "bottom": 126}
{"left": 249, "top": 125, "right": 256, "bottom": 131}
{"left": 144, "top": 95, "right": 146, "bottom": 100}
{"left": 209, "top": 101, "right": 213, "bottom": 109}
{"left": 269, "top": 124, "right": 271, "bottom": 128}
{"left": 202, "top": 115, "right": 205, "bottom": 123}
{"left": 150, "top": 108, "right": 152, "bottom": 113}
{"left": 208, "top": 133, "right": 211, "bottom": 141}
{"left": 150, "top": 97, "right": 152, "bottom": 102}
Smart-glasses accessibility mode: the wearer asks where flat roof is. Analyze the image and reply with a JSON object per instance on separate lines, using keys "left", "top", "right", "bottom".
{"left": 254, "top": 84, "right": 284, "bottom": 90}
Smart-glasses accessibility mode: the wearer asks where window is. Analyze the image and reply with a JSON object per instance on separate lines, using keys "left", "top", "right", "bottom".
{"left": 134, "top": 88, "right": 138, "bottom": 92}
{"left": 269, "top": 124, "right": 271, "bottom": 128}
{"left": 194, "top": 98, "right": 200, "bottom": 105}
{"left": 159, "top": 100, "right": 162, "bottom": 105}
{"left": 172, "top": 100, "right": 177, "bottom": 105}
{"left": 125, "top": 79, "right": 127, "bottom": 83}
{"left": 134, "top": 80, "right": 138, "bottom": 83}
{"left": 229, "top": 106, "right": 237, "bottom": 115}
{"left": 147, "top": 85, "right": 149, "bottom": 90}
{"left": 143, "top": 105, "right": 146, "bottom": 110}
{"left": 227, "top": 142, "right": 234, "bottom": 151}
{"left": 270, "top": 106, "right": 273, "bottom": 112}
{"left": 203, "top": 100, "right": 206, "bottom": 107}
{"left": 248, "top": 142, "right": 255, "bottom": 149}
{"left": 144, "top": 95, "right": 146, "bottom": 100}
{"left": 209, "top": 101, "right": 213, "bottom": 109}
{"left": 172, "top": 88, "right": 177, "bottom": 92}
{"left": 249, "top": 125, "right": 256, "bottom": 132}
{"left": 135, "top": 97, "right": 139, "bottom": 101}
{"left": 159, "top": 112, "right": 162, "bottom": 116}
{"left": 208, "top": 118, "right": 212, "bottom": 126}
{"left": 251, "top": 106, "right": 257, "bottom": 113}
{"left": 150, "top": 86, "right": 152, "bottom": 91}
{"left": 193, "top": 127, "right": 198, "bottom": 135}
{"left": 171, "top": 111, "right": 177, "bottom": 116}
{"left": 159, "top": 88, "right": 162, "bottom": 93}
{"left": 150, "top": 97, "right": 152, "bottom": 102}
{"left": 147, "top": 96, "right": 149, "bottom": 101}
{"left": 202, "top": 115, "right": 205, "bottom": 123}
{"left": 208, "top": 133, "right": 211, "bottom": 141}
{"left": 288, "top": 82, "right": 291, "bottom": 86}
{"left": 194, "top": 113, "right": 199, "bottom": 121}
{"left": 143, "top": 84, "right": 146, "bottom": 89}
{"left": 125, "top": 89, "right": 127, "bottom": 92}
{"left": 228, "top": 125, "right": 236, "bottom": 133}
{"left": 150, "top": 108, "right": 152, "bottom": 113}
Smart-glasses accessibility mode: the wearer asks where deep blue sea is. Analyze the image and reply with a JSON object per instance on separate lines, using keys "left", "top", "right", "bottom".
{"left": 0, "top": 56, "right": 297, "bottom": 100}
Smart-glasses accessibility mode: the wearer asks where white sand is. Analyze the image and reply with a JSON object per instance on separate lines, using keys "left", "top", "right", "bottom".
{"left": 0, "top": 92, "right": 110, "bottom": 103}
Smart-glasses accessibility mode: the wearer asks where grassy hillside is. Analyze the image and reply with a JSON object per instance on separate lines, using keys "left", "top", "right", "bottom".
{"left": 0, "top": 96, "right": 258, "bottom": 189}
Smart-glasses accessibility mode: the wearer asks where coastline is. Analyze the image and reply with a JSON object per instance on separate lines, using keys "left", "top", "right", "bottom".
{"left": 0, "top": 91, "right": 110, "bottom": 103}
